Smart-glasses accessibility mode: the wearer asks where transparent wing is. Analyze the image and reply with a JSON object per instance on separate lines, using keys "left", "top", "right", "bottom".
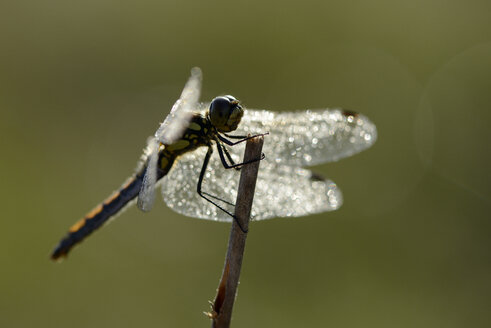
{"left": 160, "top": 145, "right": 342, "bottom": 222}
{"left": 236, "top": 108, "right": 377, "bottom": 166}
{"left": 138, "top": 68, "right": 202, "bottom": 212}
{"left": 137, "top": 137, "right": 159, "bottom": 212}
{"left": 156, "top": 67, "right": 202, "bottom": 145}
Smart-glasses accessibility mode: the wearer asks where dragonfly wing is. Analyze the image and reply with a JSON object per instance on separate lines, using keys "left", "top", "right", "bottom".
{"left": 137, "top": 137, "right": 159, "bottom": 212}
{"left": 156, "top": 67, "right": 202, "bottom": 145}
{"left": 253, "top": 164, "right": 342, "bottom": 220}
{"left": 160, "top": 144, "right": 342, "bottom": 221}
{"left": 161, "top": 147, "right": 233, "bottom": 221}
{"left": 236, "top": 108, "right": 377, "bottom": 166}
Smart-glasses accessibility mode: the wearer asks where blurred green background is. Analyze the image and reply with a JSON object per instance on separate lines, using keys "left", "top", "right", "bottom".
{"left": 1, "top": 0, "right": 490, "bottom": 327}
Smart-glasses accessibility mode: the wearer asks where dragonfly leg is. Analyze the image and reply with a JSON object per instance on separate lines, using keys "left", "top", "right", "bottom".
{"left": 215, "top": 140, "right": 265, "bottom": 170}
{"left": 197, "top": 146, "right": 248, "bottom": 233}
{"left": 202, "top": 192, "right": 235, "bottom": 206}
{"left": 222, "top": 133, "right": 250, "bottom": 139}
{"left": 218, "top": 132, "right": 269, "bottom": 146}
{"left": 221, "top": 144, "right": 241, "bottom": 171}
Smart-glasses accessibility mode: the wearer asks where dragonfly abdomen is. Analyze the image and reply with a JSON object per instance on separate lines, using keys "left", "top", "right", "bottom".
{"left": 51, "top": 172, "right": 145, "bottom": 260}
{"left": 51, "top": 130, "right": 206, "bottom": 260}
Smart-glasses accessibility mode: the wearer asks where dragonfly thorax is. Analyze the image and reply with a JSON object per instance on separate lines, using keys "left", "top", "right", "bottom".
{"left": 208, "top": 95, "right": 244, "bottom": 133}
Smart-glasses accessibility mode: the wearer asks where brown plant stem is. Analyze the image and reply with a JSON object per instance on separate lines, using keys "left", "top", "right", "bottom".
{"left": 209, "top": 135, "right": 264, "bottom": 328}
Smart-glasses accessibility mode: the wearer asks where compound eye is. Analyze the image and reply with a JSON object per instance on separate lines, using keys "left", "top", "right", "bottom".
{"left": 210, "top": 97, "right": 231, "bottom": 120}
{"left": 209, "top": 96, "right": 243, "bottom": 132}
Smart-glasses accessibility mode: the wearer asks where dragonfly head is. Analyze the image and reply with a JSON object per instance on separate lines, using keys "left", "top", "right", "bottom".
{"left": 208, "top": 95, "right": 244, "bottom": 132}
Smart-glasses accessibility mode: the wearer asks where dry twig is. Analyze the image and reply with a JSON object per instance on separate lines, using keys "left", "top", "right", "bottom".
{"left": 208, "top": 135, "right": 265, "bottom": 328}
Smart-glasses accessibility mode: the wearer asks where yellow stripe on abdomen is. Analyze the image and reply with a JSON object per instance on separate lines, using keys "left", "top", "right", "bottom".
{"left": 52, "top": 147, "right": 181, "bottom": 260}
{"left": 51, "top": 174, "right": 144, "bottom": 260}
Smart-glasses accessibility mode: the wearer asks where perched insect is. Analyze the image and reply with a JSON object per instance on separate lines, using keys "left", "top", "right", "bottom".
{"left": 51, "top": 68, "right": 377, "bottom": 260}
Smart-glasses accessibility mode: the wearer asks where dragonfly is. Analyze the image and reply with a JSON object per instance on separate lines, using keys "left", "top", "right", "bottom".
{"left": 51, "top": 67, "right": 377, "bottom": 260}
